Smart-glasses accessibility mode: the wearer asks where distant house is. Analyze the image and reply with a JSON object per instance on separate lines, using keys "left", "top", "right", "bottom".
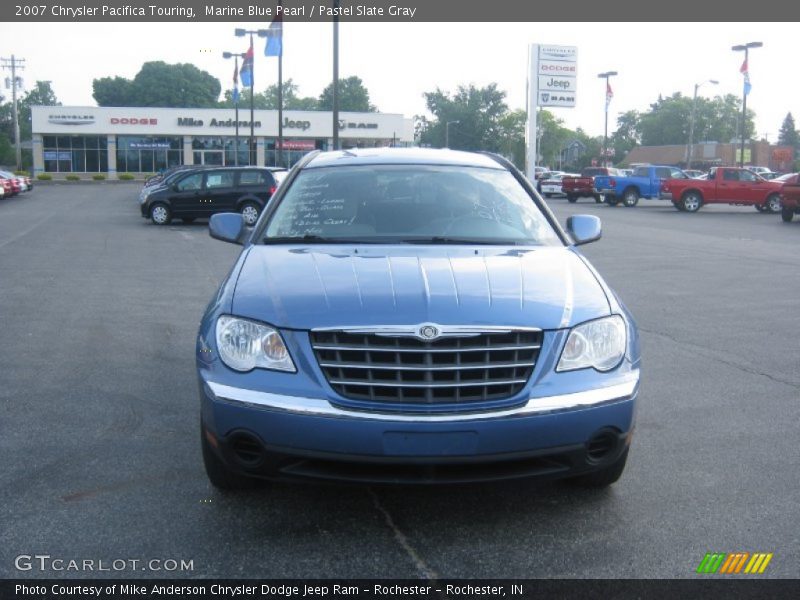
{"left": 560, "top": 139, "right": 586, "bottom": 167}
{"left": 622, "top": 141, "right": 794, "bottom": 171}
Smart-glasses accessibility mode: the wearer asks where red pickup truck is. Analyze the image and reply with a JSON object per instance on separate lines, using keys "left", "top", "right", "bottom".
{"left": 779, "top": 173, "right": 800, "bottom": 222}
{"left": 561, "top": 167, "right": 619, "bottom": 204}
{"left": 662, "top": 167, "right": 784, "bottom": 213}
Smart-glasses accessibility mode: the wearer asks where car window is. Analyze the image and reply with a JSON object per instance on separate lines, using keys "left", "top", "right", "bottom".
{"left": 722, "top": 170, "right": 739, "bottom": 181}
{"left": 176, "top": 172, "right": 203, "bottom": 191}
{"left": 740, "top": 170, "right": 757, "bottom": 182}
{"left": 263, "top": 165, "right": 563, "bottom": 246}
{"left": 670, "top": 168, "right": 687, "bottom": 179}
{"left": 205, "top": 171, "right": 235, "bottom": 189}
{"left": 633, "top": 167, "right": 649, "bottom": 177}
{"left": 239, "top": 170, "right": 269, "bottom": 186}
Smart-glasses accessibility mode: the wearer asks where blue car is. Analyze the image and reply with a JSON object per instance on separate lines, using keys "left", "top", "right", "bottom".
{"left": 197, "top": 148, "right": 640, "bottom": 488}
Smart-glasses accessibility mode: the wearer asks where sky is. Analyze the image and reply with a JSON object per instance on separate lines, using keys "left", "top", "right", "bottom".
{"left": 1, "top": 21, "right": 797, "bottom": 141}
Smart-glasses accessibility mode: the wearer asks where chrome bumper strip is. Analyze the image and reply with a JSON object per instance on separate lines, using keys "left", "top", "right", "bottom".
{"left": 205, "top": 378, "right": 638, "bottom": 422}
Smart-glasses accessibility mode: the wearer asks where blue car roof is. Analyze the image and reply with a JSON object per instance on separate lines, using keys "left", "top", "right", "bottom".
{"left": 305, "top": 148, "right": 506, "bottom": 170}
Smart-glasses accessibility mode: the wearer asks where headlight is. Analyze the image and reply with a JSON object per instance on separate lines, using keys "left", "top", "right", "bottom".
{"left": 215, "top": 315, "right": 296, "bottom": 373}
{"left": 557, "top": 315, "right": 626, "bottom": 372}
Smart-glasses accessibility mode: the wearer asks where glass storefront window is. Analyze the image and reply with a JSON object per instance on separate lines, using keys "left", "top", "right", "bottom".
{"left": 42, "top": 136, "right": 108, "bottom": 173}
{"left": 116, "top": 136, "right": 183, "bottom": 173}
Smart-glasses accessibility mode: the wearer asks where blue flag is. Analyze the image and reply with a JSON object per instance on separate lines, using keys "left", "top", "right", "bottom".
{"left": 264, "top": 13, "right": 282, "bottom": 57}
{"left": 743, "top": 72, "right": 752, "bottom": 96}
{"left": 239, "top": 44, "right": 254, "bottom": 88}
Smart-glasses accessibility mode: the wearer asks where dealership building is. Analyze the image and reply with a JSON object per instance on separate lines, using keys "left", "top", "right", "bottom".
{"left": 31, "top": 106, "right": 415, "bottom": 177}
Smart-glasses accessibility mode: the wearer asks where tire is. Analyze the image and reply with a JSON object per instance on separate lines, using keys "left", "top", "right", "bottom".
{"left": 672, "top": 201, "right": 684, "bottom": 212}
{"left": 240, "top": 201, "right": 261, "bottom": 226}
{"left": 594, "top": 194, "right": 603, "bottom": 204}
{"left": 181, "top": 217, "right": 196, "bottom": 224}
{"left": 201, "top": 424, "right": 260, "bottom": 491}
{"left": 622, "top": 188, "right": 640, "bottom": 207}
{"left": 568, "top": 447, "right": 629, "bottom": 488}
{"left": 566, "top": 194, "right": 578, "bottom": 203}
{"left": 782, "top": 207, "right": 795, "bottom": 223}
{"left": 149, "top": 202, "right": 171, "bottom": 225}
{"left": 681, "top": 191, "right": 702, "bottom": 213}
{"left": 606, "top": 196, "right": 619, "bottom": 207}
{"left": 764, "top": 194, "right": 782, "bottom": 214}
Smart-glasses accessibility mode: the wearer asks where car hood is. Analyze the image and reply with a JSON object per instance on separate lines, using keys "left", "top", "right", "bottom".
{"left": 231, "top": 245, "right": 611, "bottom": 331}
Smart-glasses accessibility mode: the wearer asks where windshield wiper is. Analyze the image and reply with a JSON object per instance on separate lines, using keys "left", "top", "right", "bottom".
{"left": 262, "top": 235, "right": 382, "bottom": 244}
{"left": 401, "top": 236, "right": 519, "bottom": 245}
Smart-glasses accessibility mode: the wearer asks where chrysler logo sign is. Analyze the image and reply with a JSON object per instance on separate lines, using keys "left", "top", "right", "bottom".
{"left": 48, "top": 114, "right": 95, "bottom": 125}
{"left": 416, "top": 324, "right": 440, "bottom": 341}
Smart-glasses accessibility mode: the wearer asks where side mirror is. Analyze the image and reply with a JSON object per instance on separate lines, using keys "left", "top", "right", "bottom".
{"left": 566, "top": 214, "right": 602, "bottom": 246}
{"left": 209, "top": 213, "right": 247, "bottom": 245}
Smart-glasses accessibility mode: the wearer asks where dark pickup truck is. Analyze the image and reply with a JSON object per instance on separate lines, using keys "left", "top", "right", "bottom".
{"left": 561, "top": 167, "right": 620, "bottom": 203}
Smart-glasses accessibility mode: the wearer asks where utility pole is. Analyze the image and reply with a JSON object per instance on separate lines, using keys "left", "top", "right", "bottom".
{"left": 332, "top": 0, "right": 340, "bottom": 151}
{"left": 732, "top": 41, "right": 762, "bottom": 168}
{"left": 597, "top": 71, "right": 618, "bottom": 167}
{"left": 1, "top": 55, "right": 25, "bottom": 170}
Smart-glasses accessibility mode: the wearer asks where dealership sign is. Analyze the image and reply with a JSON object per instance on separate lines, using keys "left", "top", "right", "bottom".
{"left": 538, "top": 75, "right": 574, "bottom": 92}
{"left": 48, "top": 114, "right": 94, "bottom": 125}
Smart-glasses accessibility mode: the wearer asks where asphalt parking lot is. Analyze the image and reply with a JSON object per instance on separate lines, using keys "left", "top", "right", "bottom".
{"left": 1, "top": 184, "right": 798, "bottom": 579}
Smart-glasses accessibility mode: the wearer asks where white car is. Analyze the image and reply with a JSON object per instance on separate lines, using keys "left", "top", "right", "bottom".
{"left": 540, "top": 172, "right": 574, "bottom": 198}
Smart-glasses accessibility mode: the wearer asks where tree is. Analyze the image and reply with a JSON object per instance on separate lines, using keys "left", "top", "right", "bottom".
{"left": 219, "top": 78, "right": 318, "bottom": 110}
{"left": 778, "top": 112, "right": 799, "bottom": 149}
{"left": 92, "top": 62, "right": 221, "bottom": 107}
{"left": 610, "top": 110, "right": 640, "bottom": 158}
{"left": 418, "top": 83, "right": 509, "bottom": 153}
{"left": 0, "top": 81, "right": 60, "bottom": 143}
{"left": 318, "top": 76, "right": 377, "bottom": 112}
{"left": 496, "top": 109, "right": 526, "bottom": 169}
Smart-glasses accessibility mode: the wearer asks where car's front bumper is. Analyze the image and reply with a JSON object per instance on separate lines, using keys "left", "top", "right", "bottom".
{"left": 199, "top": 375, "right": 638, "bottom": 484}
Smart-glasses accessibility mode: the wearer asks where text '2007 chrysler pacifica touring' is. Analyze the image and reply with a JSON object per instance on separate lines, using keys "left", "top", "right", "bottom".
{"left": 196, "top": 148, "right": 640, "bottom": 489}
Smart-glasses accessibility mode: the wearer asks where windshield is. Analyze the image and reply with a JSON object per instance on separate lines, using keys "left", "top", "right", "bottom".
{"left": 262, "top": 165, "right": 562, "bottom": 246}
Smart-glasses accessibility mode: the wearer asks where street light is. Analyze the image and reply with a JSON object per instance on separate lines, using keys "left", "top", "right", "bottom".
{"left": 235, "top": 28, "right": 269, "bottom": 166}
{"left": 445, "top": 120, "right": 459, "bottom": 148}
{"left": 597, "top": 71, "right": 618, "bottom": 166}
{"left": 222, "top": 51, "right": 247, "bottom": 166}
{"left": 731, "top": 41, "right": 763, "bottom": 167}
{"left": 686, "top": 79, "right": 718, "bottom": 169}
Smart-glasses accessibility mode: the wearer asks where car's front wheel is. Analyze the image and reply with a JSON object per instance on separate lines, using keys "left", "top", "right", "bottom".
{"left": 240, "top": 201, "right": 261, "bottom": 226}
{"left": 201, "top": 424, "right": 260, "bottom": 491}
{"left": 149, "top": 203, "right": 171, "bottom": 225}
{"left": 567, "top": 446, "right": 629, "bottom": 488}
{"left": 782, "top": 207, "right": 795, "bottom": 223}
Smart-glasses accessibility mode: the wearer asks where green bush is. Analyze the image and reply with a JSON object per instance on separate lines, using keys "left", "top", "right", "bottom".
{"left": 14, "top": 170, "right": 30, "bottom": 176}
{"left": 36, "top": 173, "right": 53, "bottom": 181}
{"left": 92, "top": 174, "right": 106, "bottom": 181}
{"left": 65, "top": 175, "right": 81, "bottom": 181}
{"left": 118, "top": 173, "right": 135, "bottom": 181}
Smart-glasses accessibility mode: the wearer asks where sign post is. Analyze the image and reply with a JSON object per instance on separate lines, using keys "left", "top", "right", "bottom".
{"left": 526, "top": 44, "right": 577, "bottom": 181}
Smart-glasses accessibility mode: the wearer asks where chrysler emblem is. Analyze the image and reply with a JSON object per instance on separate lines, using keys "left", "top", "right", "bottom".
{"left": 417, "top": 324, "right": 440, "bottom": 341}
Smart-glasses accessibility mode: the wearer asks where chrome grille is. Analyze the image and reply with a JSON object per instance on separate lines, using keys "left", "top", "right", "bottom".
{"left": 310, "top": 328, "right": 542, "bottom": 406}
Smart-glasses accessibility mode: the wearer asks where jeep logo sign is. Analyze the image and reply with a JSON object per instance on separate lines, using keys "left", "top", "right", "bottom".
{"left": 538, "top": 76, "right": 574, "bottom": 92}
{"left": 283, "top": 117, "right": 311, "bottom": 131}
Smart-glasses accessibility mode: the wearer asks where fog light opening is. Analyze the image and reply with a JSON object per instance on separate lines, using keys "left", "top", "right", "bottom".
{"left": 228, "top": 432, "right": 265, "bottom": 467}
{"left": 586, "top": 429, "right": 620, "bottom": 463}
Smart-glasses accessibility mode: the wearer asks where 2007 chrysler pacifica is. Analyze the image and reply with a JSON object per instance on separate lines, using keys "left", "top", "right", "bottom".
{"left": 196, "top": 148, "right": 640, "bottom": 489}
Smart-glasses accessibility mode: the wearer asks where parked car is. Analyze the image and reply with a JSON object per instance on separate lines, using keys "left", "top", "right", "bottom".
{"left": 197, "top": 148, "right": 640, "bottom": 490}
{"left": 778, "top": 173, "right": 800, "bottom": 222}
{"left": 562, "top": 167, "right": 620, "bottom": 203}
{"left": 0, "top": 178, "right": 12, "bottom": 198}
{"left": 0, "top": 171, "right": 30, "bottom": 193}
{"left": 661, "top": 167, "right": 784, "bottom": 213}
{"left": 595, "top": 165, "right": 688, "bottom": 207}
{"left": 140, "top": 167, "right": 280, "bottom": 225}
{"left": 683, "top": 169, "right": 706, "bottom": 179}
{"left": 539, "top": 172, "right": 569, "bottom": 197}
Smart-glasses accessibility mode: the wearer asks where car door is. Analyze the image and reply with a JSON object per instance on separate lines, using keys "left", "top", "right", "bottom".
{"left": 717, "top": 169, "right": 741, "bottom": 203}
{"left": 202, "top": 170, "right": 236, "bottom": 215}
{"left": 239, "top": 169, "right": 276, "bottom": 207}
{"left": 738, "top": 169, "right": 768, "bottom": 204}
{"left": 169, "top": 171, "right": 204, "bottom": 216}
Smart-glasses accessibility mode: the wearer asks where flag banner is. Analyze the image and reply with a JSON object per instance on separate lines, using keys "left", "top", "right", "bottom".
{"left": 740, "top": 58, "right": 748, "bottom": 74}
{"left": 265, "top": 12, "right": 283, "bottom": 56}
{"left": 605, "top": 81, "right": 613, "bottom": 111}
{"left": 744, "top": 72, "right": 752, "bottom": 96}
{"left": 239, "top": 44, "right": 254, "bottom": 87}
{"left": 232, "top": 63, "right": 240, "bottom": 102}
